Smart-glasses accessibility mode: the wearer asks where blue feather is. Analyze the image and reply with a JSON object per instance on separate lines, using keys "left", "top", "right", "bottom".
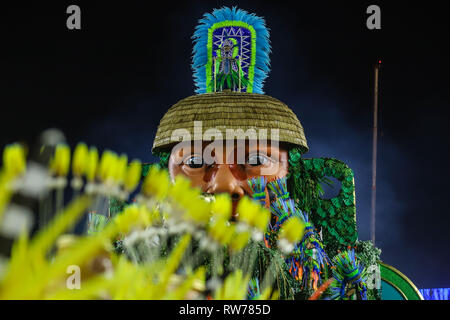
{"left": 192, "top": 6, "right": 271, "bottom": 94}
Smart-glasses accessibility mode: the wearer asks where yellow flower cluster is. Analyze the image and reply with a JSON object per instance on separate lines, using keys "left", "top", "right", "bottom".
{"left": 0, "top": 192, "right": 200, "bottom": 299}
{"left": 0, "top": 142, "right": 279, "bottom": 300}
{"left": 65, "top": 142, "right": 143, "bottom": 197}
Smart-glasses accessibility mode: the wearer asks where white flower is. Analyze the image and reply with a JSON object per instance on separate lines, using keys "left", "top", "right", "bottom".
{"left": 278, "top": 238, "right": 294, "bottom": 254}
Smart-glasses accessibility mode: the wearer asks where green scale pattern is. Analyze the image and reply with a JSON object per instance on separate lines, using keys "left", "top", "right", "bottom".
{"left": 287, "top": 148, "right": 358, "bottom": 255}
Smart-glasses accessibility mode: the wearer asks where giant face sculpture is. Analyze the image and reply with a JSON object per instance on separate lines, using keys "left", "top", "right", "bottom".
{"left": 168, "top": 140, "right": 289, "bottom": 218}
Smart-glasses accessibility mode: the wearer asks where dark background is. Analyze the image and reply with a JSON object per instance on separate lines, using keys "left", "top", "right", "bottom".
{"left": 2, "top": 1, "right": 449, "bottom": 289}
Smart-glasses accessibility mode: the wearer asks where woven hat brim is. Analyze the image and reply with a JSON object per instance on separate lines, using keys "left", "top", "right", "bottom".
{"left": 152, "top": 92, "right": 308, "bottom": 153}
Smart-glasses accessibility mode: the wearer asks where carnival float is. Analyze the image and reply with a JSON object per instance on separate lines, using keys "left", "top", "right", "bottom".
{"left": 0, "top": 7, "right": 422, "bottom": 300}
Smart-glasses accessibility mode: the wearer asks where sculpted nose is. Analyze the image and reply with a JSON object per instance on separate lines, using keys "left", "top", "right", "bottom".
{"left": 206, "top": 165, "right": 244, "bottom": 201}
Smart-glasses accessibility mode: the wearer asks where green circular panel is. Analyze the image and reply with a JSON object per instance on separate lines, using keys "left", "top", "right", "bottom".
{"left": 381, "top": 280, "right": 406, "bottom": 300}
{"left": 379, "top": 262, "right": 423, "bottom": 300}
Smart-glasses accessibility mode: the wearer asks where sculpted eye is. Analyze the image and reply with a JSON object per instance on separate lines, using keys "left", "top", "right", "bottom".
{"left": 184, "top": 155, "right": 204, "bottom": 169}
{"left": 247, "top": 154, "right": 270, "bottom": 167}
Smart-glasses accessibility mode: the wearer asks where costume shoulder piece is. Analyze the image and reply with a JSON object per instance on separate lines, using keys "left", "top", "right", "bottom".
{"left": 192, "top": 6, "right": 271, "bottom": 94}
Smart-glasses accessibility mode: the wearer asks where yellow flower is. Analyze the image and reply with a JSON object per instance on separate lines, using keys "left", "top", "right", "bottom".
{"left": 2, "top": 143, "right": 26, "bottom": 178}
{"left": 236, "top": 196, "right": 256, "bottom": 226}
{"left": 229, "top": 230, "right": 251, "bottom": 252}
{"left": 214, "top": 269, "right": 250, "bottom": 300}
{"left": 98, "top": 150, "right": 118, "bottom": 183}
{"left": 115, "top": 154, "right": 128, "bottom": 185}
{"left": 72, "top": 142, "right": 89, "bottom": 177}
{"left": 141, "top": 165, "right": 170, "bottom": 200}
{"left": 124, "top": 160, "right": 142, "bottom": 192}
{"left": 169, "top": 175, "right": 195, "bottom": 201}
{"left": 86, "top": 147, "right": 99, "bottom": 181}
{"left": 50, "top": 144, "right": 71, "bottom": 177}
{"left": 211, "top": 193, "right": 232, "bottom": 221}
{"left": 254, "top": 207, "right": 270, "bottom": 233}
{"left": 169, "top": 175, "right": 211, "bottom": 226}
{"left": 184, "top": 200, "right": 211, "bottom": 226}
{"left": 0, "top": 172, "right": 14, "bottom": 219}
{"left": 279, "top": 217, "right": 305, "bottom": 244}
{"left": 236, "top": 196, "right": 270, "bottom": 232}
{"left": 113, "top": 204, "right": 151, "bottom": 234}
{"left": 208, "top": 219, "right": 234, "bottom": 246}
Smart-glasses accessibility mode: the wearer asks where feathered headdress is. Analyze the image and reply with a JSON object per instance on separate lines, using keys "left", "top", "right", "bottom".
{"left": 192, "top": 6, "right": 271, "bottom": 94}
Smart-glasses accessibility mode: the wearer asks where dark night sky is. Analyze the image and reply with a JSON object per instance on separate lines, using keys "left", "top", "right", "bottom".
{"left": 2, "top": 1, "right": 449, "bottom": 289}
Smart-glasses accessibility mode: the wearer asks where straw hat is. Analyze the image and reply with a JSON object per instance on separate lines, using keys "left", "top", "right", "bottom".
{"left": 152, "top": 91, "right": 308, "bottom": 153}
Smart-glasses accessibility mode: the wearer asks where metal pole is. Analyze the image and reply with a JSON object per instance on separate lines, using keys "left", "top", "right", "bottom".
{"left": 371, "top": 62, "right": 380, "bottom": 245}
